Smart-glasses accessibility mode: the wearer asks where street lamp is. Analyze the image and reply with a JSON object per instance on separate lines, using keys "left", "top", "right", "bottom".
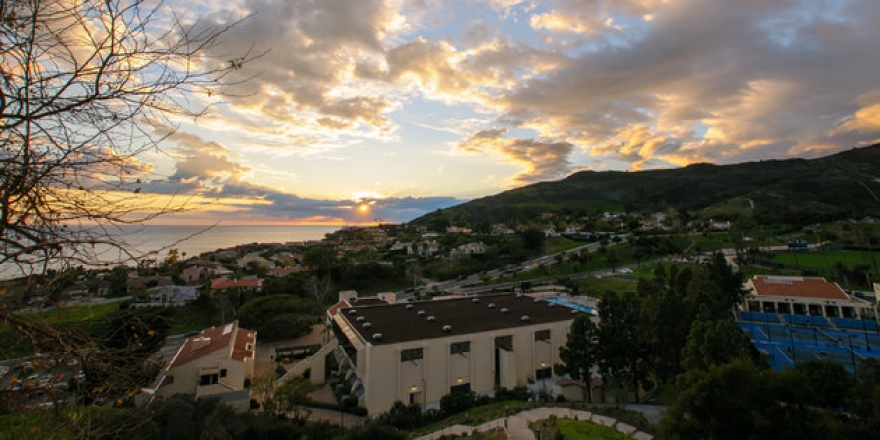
{"left": 848, "top": 334, "right": 858, "bottom": 376}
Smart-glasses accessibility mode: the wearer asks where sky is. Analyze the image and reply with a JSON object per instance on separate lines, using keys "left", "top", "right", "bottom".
{"left": 134, "top": 0, "right": 880, "bottom": 225}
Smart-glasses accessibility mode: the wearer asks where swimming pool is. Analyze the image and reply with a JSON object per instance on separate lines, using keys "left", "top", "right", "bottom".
{"left": 545, "top": 297, "right": 596, "bottom": 314}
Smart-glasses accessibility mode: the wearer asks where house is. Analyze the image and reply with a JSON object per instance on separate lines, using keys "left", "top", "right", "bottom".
{"left": 709, "top": 219, "right": 731, "bottom": 230}
{"left": 129, "top": 285, "right": 199, "bottom": 308}
{"left": 210, "top": 277, "right": 263, "bottom": 294}
{"left": 269, "top": 267, "right": 301, "bottom": 277}
{"left": 238, "top": 252, "right": 274, "bottom": 270}
{"left": 182, "top": 266, "right": 207, "bottom": 284}
{"left": 744, "top": 275, "right": 875, "bottom": 319}
{"left": 329, "top": 294, "right": 576, "bottom": 415}
{"left": 451, "top": 242, "right": 489, "bottom": 258}
{"left": 148, "top": 322, "right": 256, "bottom": 412}
{"left": 491, "top": 224, "right": 515, "bottom": 236}
{"left": 126, "top": 273, "right": 172, "bottom": 294}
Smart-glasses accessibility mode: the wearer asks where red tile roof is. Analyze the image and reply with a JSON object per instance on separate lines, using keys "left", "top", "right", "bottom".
{"left": 210, "top": 277, "right": 263, "bottom": 290}
{"left": 168, "top": 321, "right": 255, "bottom": 369}
{"left": 750, "top": 276, "right": 849, "bottom": 300}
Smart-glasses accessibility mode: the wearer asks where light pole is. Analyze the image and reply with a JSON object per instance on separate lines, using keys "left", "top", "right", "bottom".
{"left": 848, "top": 334, "right": 858, "bottom": 376}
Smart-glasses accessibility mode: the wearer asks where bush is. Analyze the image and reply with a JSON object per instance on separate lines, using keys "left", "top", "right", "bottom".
{"left": 440, "top": 391, "right": 477, "bottom": 415}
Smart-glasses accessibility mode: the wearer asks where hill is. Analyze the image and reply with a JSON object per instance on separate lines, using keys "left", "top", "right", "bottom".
{"left": 412, "top": 144, "right": 880, "bottom": 227}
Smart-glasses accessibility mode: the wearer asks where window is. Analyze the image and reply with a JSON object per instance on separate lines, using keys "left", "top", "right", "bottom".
{"left": 495, "top": 335, "right": 513, "bottom": 351}
{"left": 199, "top": 373, "right": 219, "bottom": 386}
{"left": 401, "top": 348, "right": 424, "bottom": 363}
{"left": 535, "top": 330, "right": 551, "bottom": 342}
{"left": 450, "top": 383, "right": 471, "bottom": 394}
{"left": 450, "top": 341, "right": 470, "bottom": 356}
{"left": 536, "top": 367, "right": 552, "bottom": 380}
{"left": 220, "top": 369, "right": 227, "bottom": 378}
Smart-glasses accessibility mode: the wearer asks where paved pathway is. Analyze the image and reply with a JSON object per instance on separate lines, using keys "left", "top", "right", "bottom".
{"left": 414, "top": 407, "right": 655, "bottom": 440}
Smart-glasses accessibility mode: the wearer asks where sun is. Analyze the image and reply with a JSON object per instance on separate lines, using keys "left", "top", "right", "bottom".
{"left": 358, "top": 203, "right": 370, "bottom": 213}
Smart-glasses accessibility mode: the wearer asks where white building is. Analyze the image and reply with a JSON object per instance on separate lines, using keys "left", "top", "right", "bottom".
{"left": 331, "top": 294, "right": 576, "bottom": 415}
{"left": 744, "top": 275, "right": 875, "bottom": 319}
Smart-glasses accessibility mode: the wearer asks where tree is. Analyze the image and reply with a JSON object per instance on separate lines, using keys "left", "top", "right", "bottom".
{"left": 596, "top": 290, "right": 649, "bottom": 403}
{"left": 681, "top": 312, "right": 752, "bottom": 372}
{"left": 0, "top": 0, "right": 256, "bottom": 276}
{"left": 0, "top": 0, "right": 255, "bottom": 428}
{"left": 264, "top": 376, "right": 316, "bottom": 421}
{"left": 558, "top": 313, "right": 599, "bottom": 402}
{"left": 662, "top": 361, "right": 771, "bottom": 440}
{"left": 521, "top": 228, "right": 545, "bottom": 252}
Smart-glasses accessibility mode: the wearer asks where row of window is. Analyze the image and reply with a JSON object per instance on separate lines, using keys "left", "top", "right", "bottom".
{"left": 199, "top": 369, "right": 227, "bottom": 386}
{"left": 400, "top": 330, "right": 551, "bottom": 362}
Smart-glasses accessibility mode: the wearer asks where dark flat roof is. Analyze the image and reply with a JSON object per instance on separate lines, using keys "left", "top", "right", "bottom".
{"left": 339, "top": 294, "right": 577, "bottom": 345}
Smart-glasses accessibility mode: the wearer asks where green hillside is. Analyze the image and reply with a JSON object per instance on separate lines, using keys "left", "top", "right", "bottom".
{"left": 413, "top": 144, "right": 880, "bottom": 227}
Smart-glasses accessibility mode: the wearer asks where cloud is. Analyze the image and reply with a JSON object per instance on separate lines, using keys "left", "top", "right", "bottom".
{"left": 457, "top": 128, "right": 575, "bottom": 184}
{"left": 166, "top": 0, "right": 880, "bottom": 199}
{"left": 141, "top": 128, "right": 463, "bottom": 223}
{"left": 491, "top": 0, "right": 880, "bottom": 169}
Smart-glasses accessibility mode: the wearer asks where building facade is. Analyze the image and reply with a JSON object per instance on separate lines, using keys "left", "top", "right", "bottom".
{"left": 745, "top": 275, "right": 875, "bottom": 319}
{"left": 332, "top": 294, "right": 576, "bottom": 415}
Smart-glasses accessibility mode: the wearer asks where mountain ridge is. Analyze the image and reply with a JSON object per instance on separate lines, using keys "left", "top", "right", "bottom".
{"left": 412, "top": 144, "right": 880, "bottom": 227}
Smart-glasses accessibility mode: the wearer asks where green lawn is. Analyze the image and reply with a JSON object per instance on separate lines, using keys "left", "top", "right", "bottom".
{"left": 772, "top": 250, "right": 880, "bottom": 273}
{"left": 576, "top": 277, "right": 638, "bottom": 297}
{"left": 532, "top": 418, "right": 632, "bottom": 440}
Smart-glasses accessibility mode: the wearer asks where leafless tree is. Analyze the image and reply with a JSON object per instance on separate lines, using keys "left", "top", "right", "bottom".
{"left": 0, "top": 0, "right": 256, "bottom": 277}
{"left": 0, "top": 0, "right": 258, "bottom": 433}
{"left": 306, "top": 273, "right": 334, "bottom": 303}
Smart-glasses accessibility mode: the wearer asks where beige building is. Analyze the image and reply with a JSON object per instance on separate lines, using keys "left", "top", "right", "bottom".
{"left": 149, "top": 321, "right": 256, "bottom": 412}
{"left": 332, "top": 293, "right": 576, "bottom": 415}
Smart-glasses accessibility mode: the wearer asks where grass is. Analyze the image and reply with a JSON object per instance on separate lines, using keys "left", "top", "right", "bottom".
{"left": 772, "top": 250, "right": 879, "bottom": 273}
{"left": 408, "top": 401, "right": 654, "bottom": 439}
{"left": 532, "top": 418, "right": 632, "bottom": 440}
{"left": 576, "top": 277, "right": 638, "bottom": 297}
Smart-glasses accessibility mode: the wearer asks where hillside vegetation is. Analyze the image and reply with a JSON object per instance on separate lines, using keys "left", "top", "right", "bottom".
{"left": 414, "top": 144, "right": 880, "bottom": 227}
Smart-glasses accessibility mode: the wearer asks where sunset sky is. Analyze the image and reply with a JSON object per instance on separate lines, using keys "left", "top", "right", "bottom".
{"left": 135, "top": 0, "right": 880, "bottom": 225}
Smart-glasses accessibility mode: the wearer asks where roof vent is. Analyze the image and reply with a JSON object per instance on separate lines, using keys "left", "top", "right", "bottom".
{"left": 520, "top": 315, "right": 531, "bottom": 323}
{"left": 472, "top": 298, "right": 480, "bottom": 303}
{"left": 405, "top": 304, "right": 414, "bottom": 310}
{"left": 348, "top": 309, "right": 357, "bottom": 315}
{"left": 372, "top": 333, "right": 384, "bottom": 341}
{"left": 427, "top": 315, "right": 436, "bottom": 322}
{"left": 417, "top": 310, "right": 426, "bottom": 317}
{"left": 442, "top": 325, "right": 453, "bottom": 333}
{"left": 501, "top": 308, "right": 509, "bottom": 313}
{"left": 362, "top": 322, "right": 372, "bottom": 329}
{"left": 356, "top": 316, "right": 365, "bottom": 322}
{"left": 487, "top": 303, "right": 496, "bottom": 309}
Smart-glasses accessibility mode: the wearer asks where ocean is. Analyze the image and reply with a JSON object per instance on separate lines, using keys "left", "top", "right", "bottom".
{"left": 0, "top": 224, "right": 340, "bottom": 279}
{"left": 120, "top": 224, "right": 341, "bottom": 257}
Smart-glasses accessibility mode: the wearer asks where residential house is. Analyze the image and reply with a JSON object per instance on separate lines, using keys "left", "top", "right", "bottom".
{"left": 451, "top": 242, "right": 489, "bottom": 258}
{"left": 210, "top": 277, "right": 263, "bottom": 294}
{"left": 148, "top": 321, "right": 256, "bottom": 412}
